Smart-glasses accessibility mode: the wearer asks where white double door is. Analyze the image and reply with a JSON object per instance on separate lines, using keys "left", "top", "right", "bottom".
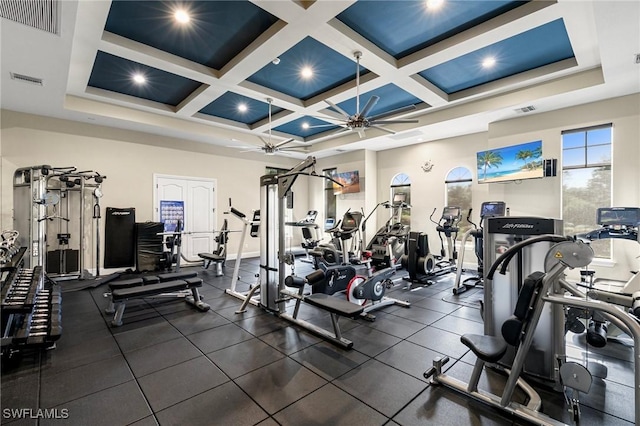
{"left": 154, "top": 174, "right": 216, "bottom": 262}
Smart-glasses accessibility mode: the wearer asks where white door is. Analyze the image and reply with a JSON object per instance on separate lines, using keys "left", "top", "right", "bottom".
{"left": 154, "top": 175, "right": 216, "bottom": 262}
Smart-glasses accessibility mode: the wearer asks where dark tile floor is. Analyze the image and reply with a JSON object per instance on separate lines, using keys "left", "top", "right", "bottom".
{"left": 1, "top": 258, "right": 635, "bottom": 425}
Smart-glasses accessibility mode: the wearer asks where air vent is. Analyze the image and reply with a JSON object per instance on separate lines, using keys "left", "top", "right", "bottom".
{"left": 10, "top": 72, "right": 43, "bottom": 86}
{"left": 0, "top": 0, "right": 59, "bottom": 35}
{"left": 514, "top": 105, "right": 536, "bottom": 114}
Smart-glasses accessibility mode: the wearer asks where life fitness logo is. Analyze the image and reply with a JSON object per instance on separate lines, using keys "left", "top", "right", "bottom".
{"left": 501, "top": 223, "right": 534, "bottom": 229}
{"left": 111, "top": 211, "right": 131, "bottom": 215}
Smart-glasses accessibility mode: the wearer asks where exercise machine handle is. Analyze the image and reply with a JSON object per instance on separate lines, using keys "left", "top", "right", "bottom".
{"left": 429, "top": 207, "right": 438, "bottom": 225}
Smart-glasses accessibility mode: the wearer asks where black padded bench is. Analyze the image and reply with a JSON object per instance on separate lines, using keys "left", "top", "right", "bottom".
{"left": 108, "top": 277, "right": 210, "bottom": 326}
{"left": 304, "top": 293, "right": 364, "bottom": 318}
{"left": 283, "top": 271, "right": 364, "bottom": 349}
{"left": 105, "top": 271, "right": 199, "bottom": 314}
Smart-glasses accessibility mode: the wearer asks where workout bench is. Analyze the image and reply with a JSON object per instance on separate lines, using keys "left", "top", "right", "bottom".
{"left": 282, "top": 271, "right": 364, "bottom": 349}
{"left": 105, "top": 271, "right": 210, "bottom": 326}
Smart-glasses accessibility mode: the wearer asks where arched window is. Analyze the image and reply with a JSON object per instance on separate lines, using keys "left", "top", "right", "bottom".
{"left": 390, "top": 173, "right": 411, "bottom": 225}
{"left": 445, "top": 167, "right": 472, "bottom": 239}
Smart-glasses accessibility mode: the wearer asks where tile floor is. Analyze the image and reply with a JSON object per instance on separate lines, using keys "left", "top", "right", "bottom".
{"left": 1, "top": 257, "right": 635, "bottom": 425}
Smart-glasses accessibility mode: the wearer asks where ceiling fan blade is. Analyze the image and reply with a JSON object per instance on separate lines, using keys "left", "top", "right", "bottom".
{"left": 239, "top": 148, "right": 262, "bottom": 153}
{"left": 325, "top": 100, "right": 351, "bottom": 120}
{"left": 258, "top": 136, "right": 275, "bottom": 148}
{"left": 275, "top": 138, "right": 296, "bottom": 148}
{"left": 306, "top": 123, "right": 342, "bottom": 129}
{"left": 331, "top": 127, "right": 352, "bottom": 136}
{"left": 279, "top": 147, "right": 309, "bottom": 152}
{"left": 369, "top": 119, "right": 419, "bottom": 125}
{"left": 368, "top": 104, "right": 417, "bottom": 122}
{"left": 359, "top": 95, "right": 380, "bottom": 118}
{"left": 310, "top": 115, "right": 345, "bottom": 124}
{"left": 370, "top": 125, "right": 397, "bottom": 135}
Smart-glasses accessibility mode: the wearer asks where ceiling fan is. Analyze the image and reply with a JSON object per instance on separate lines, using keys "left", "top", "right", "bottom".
{"left": 240, "top": 98, "right": 308, "bottom": 156}
{"left": 310, "top": 51, "right": 419, "bottom": 138}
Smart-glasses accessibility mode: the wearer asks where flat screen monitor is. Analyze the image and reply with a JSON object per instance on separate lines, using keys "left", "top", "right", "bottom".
{"left": 324, "top": 218, "right": 335, "bottom": 231}
{"left": 597, "top": 207, "right": 640, "bottom": 227}
{"left": 443, "top": 206, "right": 461, "bottom": 221}
{"left": 477, "top": 140, "right": 543, "bottom": 184}
{"left": 480, "top": 201, "right": 506, "bottom": 218}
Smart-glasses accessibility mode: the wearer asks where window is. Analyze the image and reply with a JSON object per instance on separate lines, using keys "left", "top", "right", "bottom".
{"left": 445, "top": 167, "right": 473, "bottom": 239}
{"left": 562, "top": 124, "right": 612, "bottom": 258}
{"left": 324, "top": 168, "right": 337, "bottom": 224}
{"left": 391, "top": 173, "right": 411, "bottom": 225}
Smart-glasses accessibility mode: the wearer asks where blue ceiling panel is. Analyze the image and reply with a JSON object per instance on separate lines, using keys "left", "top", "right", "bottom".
{"left": 334, "top": 83, "right": 423, "bottom": 117}
{"left": 419, "top": 19, "right": 575, "bottom": 94}
{"left": 199, "top": 93, "right": 285, "bottom": 125}
{"left": 104, "top": 1, "right": 278, "bottom": 70}
{"left": 247, "top": 37, "right": 367, "bottom": 100}
{"left": 337, "top": 0, "right": 527, "bottom": 59}
{"left": 274, "top": 116, "right": 340, "bottom": 138}
{"left": 87, "top": 51, "right": 202, "bottom": 106}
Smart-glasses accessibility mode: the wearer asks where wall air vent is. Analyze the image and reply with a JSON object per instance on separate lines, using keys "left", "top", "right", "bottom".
{"left": 515, "top": 105, "right": 536, "bottom": 114}
{"left": 10, "top": 72, "right": 44, "bottom": 86}
{"left": 0, "top": 0, "right": 59, "bottom": 35}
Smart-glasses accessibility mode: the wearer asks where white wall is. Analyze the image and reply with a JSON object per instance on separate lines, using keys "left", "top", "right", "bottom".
{"left": 377, "top": 93, "right": 640, "bottom": 281}
{"left": 0, "top": 111, "right": 300, "bottom": 271}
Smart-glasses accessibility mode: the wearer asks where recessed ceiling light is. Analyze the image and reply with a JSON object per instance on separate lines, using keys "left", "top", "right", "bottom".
{"left": 174, "top": 9, "right": 190, "bottom": 24}
{"left": 302, "top": 122, "right": 310, "bottom": 129}
{"left": 482, "top": 56, "right": 496, "bottom": 69}
{"left": 301, "top": 66, "right": 313, "bottom": 79}
{"left": 426, "top": 0, "right": 444, "bottom": 10}
{"left": 132, "top": 73, "right": 146, "bottom": 84}
{"left": 238, "top": 103, "right": 247, "bottom": 112}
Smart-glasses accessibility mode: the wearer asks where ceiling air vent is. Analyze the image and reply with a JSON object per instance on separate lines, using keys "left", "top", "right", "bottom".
{"left": 514, "top": 105, "right": 536, "bottom": 114}
{"left": 0, "top": 0, "right": 59, "bottom": 35}
{"left": 10, "top": 72, "right": 44, "bottom": 86}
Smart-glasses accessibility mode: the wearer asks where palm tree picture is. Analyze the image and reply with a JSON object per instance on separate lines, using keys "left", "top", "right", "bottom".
{"left": 477, "top": 150, "right": 503, "bottom": 180}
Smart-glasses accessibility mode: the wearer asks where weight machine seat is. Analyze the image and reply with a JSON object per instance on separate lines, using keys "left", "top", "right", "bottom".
{"left": 461, "top": 334, "right": 507, "bottom": 363}
{"left": 112, "top": 278, "right": 202, "bottom": 302}
{"left": 198, "top": 253, "right": 225, "bottom": 262}
{"left": 304, "top": 293, "right": 364, "bottom": 319}
{"left": 461, "top": 271, "right": 545, "bottom": 363}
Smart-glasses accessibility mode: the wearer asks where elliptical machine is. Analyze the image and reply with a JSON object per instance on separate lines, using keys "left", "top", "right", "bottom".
{"left": 401, "top": 206, "right": 461, "bottom": 287}
{"left": 311, "top": 210, "right": 364, "bottom": 268}
{"left": 365, "top": 193, "right": 411, "bottom": 270}
{"left": 452, "top": 201, "right": 506, "bottom": 295}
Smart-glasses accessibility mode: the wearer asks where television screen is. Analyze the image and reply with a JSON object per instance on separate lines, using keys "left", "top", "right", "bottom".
{"left": 333, "top": 170, "right": 360, "bottom": 195}
{"left": 477, "top": 140, "right": 543, "bottom": 184}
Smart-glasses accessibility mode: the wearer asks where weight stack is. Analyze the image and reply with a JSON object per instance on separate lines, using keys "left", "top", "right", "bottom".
{"left": 104, "top": 208, "right": 136, "bottom": 268}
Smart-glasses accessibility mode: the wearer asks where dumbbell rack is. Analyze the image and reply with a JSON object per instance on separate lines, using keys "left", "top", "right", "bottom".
{"left": 1, "top": 265, "right": 62, "bottom": 363}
